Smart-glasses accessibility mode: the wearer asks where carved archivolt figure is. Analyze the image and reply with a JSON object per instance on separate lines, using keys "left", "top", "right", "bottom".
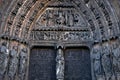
{"left": 56, "top": 48, "right": 64, "bottom": 80}
{"left": 18, "top": 47, "right": 28, "bottom": 80}
{"left": 92, "top": 45, "right": 104, "bottom": 80}
{"left": 8, "top": 46, "right": 18, "bottom": 80}
{"left": 0, "top": 42, "right": 9, "bottom": 79}
{"left": 101, "top": 44, "right": 113, "bottom": 80}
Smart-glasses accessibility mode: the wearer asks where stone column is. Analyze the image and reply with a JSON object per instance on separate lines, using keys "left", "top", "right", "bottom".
{"left": 56, "top": 46, "right": 65, "bottom": 80}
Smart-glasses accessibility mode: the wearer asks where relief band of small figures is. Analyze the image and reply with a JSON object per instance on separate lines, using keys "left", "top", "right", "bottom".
{"left": 0, "top": 41, "right": 28, "bottom": 80}
{"left": 30, "top": 31, "right": 91, "bottom": 41}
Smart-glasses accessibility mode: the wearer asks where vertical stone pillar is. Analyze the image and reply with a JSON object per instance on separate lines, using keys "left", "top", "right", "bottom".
{"left": 56, "top": 46, "right": 65, "bottom": 80}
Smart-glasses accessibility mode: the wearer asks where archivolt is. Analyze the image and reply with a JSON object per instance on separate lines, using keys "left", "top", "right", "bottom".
{"left": 0, "top": 0, "right": 120, "bottom": 44}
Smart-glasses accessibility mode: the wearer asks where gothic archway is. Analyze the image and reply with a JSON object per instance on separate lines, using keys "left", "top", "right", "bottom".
{"left": 0, "top": 0, "right": 120, "bottom": 80}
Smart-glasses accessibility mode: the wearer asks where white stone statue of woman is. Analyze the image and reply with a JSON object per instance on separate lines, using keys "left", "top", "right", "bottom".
{"left": 56, "top": 48, "right": 64, "bottom": 80}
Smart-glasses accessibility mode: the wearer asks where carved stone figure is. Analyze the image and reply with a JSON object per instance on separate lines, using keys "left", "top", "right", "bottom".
{"left": 35, "top": 8, "right": 86, "bottom": 28}
{"left": 101, "top": 44, "right": 114, "bottom": 80}
{"left": 18, "top": 47, "right": 28, "bottom": 80}
{"left": 56, "top": 48, "right": 64, "bottom": 80}
{"left": 92, "top": 45, "right": 104, "bottom": 80}
{"left": 56, "top": 12, "right": 65, "bottom": 26}
{"left": 0, "top": 42, "right": 9, "bottom": 79}
{"left": 8, "top": 46, "right": 18, "bottom": 80}
{"left": 111, "top": 41, "right": 120, "bottom": 80}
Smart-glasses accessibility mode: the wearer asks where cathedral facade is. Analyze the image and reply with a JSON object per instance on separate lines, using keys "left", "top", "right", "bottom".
{"left": 0, "top": 0, "right": 120, "bottom": 80}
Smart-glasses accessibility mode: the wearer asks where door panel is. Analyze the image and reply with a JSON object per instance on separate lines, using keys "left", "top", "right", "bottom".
{"left": 29, "top": 47, "right": 92, "bottom": 80}
{"left": 65, "top": 47, "right": 92, "bottom": 80}
{"left": 29, "top": 47, "right": 56, "bottom": 80}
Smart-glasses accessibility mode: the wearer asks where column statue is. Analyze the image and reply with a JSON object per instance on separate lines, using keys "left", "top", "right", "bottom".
{"left": 8, "top": 46, "right": 18, "bottom": 80}
{"left": 92, "top": 45, "right": 104, "bottom": 80}
{"left": 0, "top": 42, "right": 9, "bottom": 79}
{"left": 18, "top": 47, "right": 28, "bottom": 80}
{"left": 101, "top": 44, "right": 114, "bottom": 80}
{"left": 111, "top": 41, "right": 120, "bottom": 80}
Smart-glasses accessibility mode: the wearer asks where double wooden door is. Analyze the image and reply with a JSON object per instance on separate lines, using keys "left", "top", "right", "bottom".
{"left": 29, "top": 47, "right": 92, "bottom": 80}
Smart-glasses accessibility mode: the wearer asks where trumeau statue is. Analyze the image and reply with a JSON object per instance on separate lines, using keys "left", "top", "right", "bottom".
{"left": 56, "top": 48, "right": 64, "bottom": 80}
{"left": 92, "top": 44, "right": 104, "bottom": 80}
{"left": 18, "top": 47, "right": 28, "bottom": 80}
{"left": 8, "top": 46, "right": 18, "bottom": 80}
{"left": 111, "top": 41, "right": 120, "bottom": 80}
{"left": 0, "top": 42, "right": 9, "bottom": 79}
{"left": 101, "top": 43, "right": 114, "bottom": 80}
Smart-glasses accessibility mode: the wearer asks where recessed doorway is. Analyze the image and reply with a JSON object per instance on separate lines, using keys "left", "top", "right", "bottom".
{"left": 28, "top": 46, "right": 92, "bottom": 80}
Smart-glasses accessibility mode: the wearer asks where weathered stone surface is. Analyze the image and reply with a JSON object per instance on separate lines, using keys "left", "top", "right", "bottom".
{"left": 0, "top": 0, "right": 120, "bottom": 80}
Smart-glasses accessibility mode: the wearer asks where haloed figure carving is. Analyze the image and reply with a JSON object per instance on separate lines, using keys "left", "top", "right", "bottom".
{"left": 0, "top": 42, "right": 9, "bottom": 79}
{"left": 56, "top": 48, "right": 64, "bottom": 80}
{"left": 8, "top": 46, "right": 18, "bottom": 80}
{"left": 18, "top": 48, "right": 28, "bottom": 80}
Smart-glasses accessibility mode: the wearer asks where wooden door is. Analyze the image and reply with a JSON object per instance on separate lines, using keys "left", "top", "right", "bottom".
{"left": 65, "top": 47, "right": 92, "bottom": 80}
{"left": 29, "top": 47, "right": 92, "bottom": 80}
{"left": 29, "top": 47, "right": 56, "bottom": 80}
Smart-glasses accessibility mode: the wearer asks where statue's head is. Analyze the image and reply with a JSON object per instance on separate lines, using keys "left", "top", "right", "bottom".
{"left": 2, "top": 42, "right": 7, "bottom": 46}
{"left": 13, "top": 46, "right": 18, "bottom": 50}
{"left": 93, "top": 48, "right": 98, "bottom": 53}
{"left": 112, "top": 41, "right": 119, "bottom": 49}
{"left": 23, "top": 48, "right": 27, "bottom": 52}
{"left": 93, "top": 44, "right": 101, "bottom": 53}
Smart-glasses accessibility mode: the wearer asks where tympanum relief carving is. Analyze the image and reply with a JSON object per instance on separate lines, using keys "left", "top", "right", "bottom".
{"left": 35, "top": 8, "right": 86, "bottom": 28}
{"left": 30, "top": 7, "right": 92, "bottom": 42}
